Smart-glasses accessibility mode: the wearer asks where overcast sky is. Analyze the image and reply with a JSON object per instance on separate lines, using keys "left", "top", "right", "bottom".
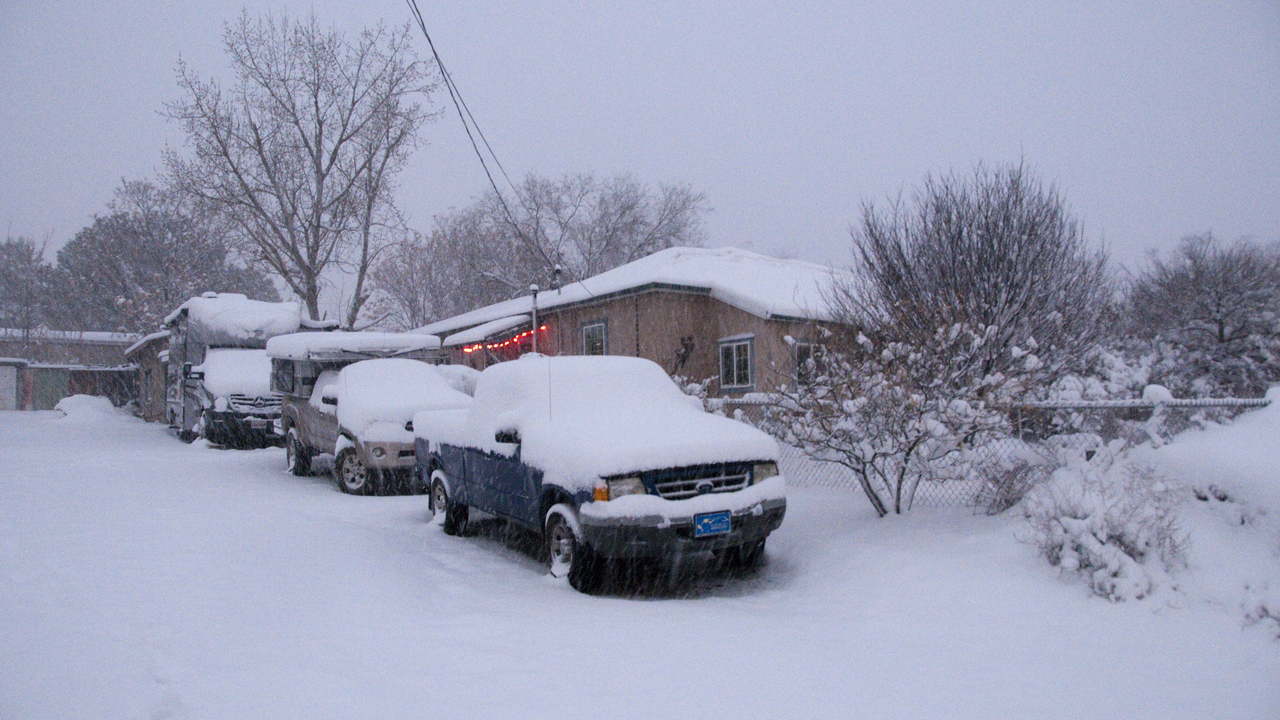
{"left": 3, "top": 0, "right": 1278, "bottom": 278}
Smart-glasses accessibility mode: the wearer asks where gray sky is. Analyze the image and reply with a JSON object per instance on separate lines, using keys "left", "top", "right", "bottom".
{"left": 3, "top": 0, "right": 1278, "bottom": 279}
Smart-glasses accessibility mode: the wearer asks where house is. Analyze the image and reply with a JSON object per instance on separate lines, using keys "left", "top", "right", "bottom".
{"left": 0, "top": 327, "right": 141, "bottom": 410}
{"left": 123, "top": 330, "right": 171, "bottom": 422}
{"left": 414, "top": 247, "right": 841, "bottom": 396}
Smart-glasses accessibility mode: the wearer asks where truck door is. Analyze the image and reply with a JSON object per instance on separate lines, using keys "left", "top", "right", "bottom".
{"left": 464, "top": 440, "right": 534, "bottom": 526}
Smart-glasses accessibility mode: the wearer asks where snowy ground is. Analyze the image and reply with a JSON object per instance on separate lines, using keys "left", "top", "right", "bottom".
{"left": 2, "top": 400, "right": 1277, "bottom": 719}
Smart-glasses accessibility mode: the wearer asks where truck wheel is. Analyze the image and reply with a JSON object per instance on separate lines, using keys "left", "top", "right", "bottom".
{"left": 546, "top": 507, "right": 602, "bottom": 593}
{"left": 336, "top": 449, "right": 374, "bottom": 495}
{"left": 285, "top": 429, "right": 311, "bottom": 476}
{"left": 431, "top": 471, "right": 468, "bottom": 535}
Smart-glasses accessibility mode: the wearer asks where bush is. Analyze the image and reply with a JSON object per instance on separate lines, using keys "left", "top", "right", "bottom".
{"left": 1021, "top": 439, "right": 1187, "bottom": 601}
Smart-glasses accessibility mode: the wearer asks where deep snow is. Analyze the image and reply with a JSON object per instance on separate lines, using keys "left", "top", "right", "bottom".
{"left": 1, "top": 400, "right": 1277, "bottom": 719}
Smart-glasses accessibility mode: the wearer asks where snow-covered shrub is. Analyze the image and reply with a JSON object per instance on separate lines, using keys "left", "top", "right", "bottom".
{"left": 769, "top": 325, "right": 1011, "bottom": 516}
{"left": 1021, "top": 441, "right": 1187, "bottom": 601}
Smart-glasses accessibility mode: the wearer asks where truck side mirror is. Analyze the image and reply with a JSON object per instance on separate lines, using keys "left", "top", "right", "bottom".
{"left": 321, "top": 395, "right": 338, "bottom": 406}
{"left": 182, "top": 362, "right": 204, "bottom": 380}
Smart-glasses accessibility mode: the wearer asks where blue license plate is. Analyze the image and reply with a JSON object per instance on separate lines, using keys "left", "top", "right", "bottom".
{"left": 694, "top": 511, "right": 731, "bottom": 538}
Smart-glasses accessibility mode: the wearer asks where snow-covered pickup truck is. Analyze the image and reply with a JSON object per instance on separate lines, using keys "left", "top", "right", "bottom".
{"left": 270, "top": 347, "right": 470, "bottom": 495}
{"left": 413, "top": 355, "right": 787, "bottom": 592}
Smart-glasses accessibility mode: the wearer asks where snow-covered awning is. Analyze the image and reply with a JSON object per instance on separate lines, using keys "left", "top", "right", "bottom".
{"left": 124, "top": 330, "right": 171, "bottom": 357}
{"left": 442, "top": 315, "right": 531, "bottom": 348}
{"left": 265, "top": 331, "right": 442, "bottom": 361}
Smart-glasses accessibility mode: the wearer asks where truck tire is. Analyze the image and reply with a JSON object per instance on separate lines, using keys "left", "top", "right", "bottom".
{"left": 285, "top": 428, "right": 311, "bottom": 476}
{"left": 546, "top": 507, "right": 602, "bottom": 593}
{"left": 336, "top": 448, "right": 374, "bottom": 495}
{"left": 431, "top": 471, "right": 468, "bottom": 536}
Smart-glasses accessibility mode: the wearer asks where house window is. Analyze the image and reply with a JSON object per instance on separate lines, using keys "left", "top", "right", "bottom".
{"left": 719, "top": 335, "right": 753, "bottom": 389}
{"left": 582, "top": 321, "right": 607, "bottom": 356}
{"left": 795, "top": 342, "right": 822, "bottom": 384}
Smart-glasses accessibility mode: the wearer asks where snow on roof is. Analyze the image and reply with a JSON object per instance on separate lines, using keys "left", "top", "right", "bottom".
{"left": 1, "top": 327, "right": 142, "bottom": 345}
{"left": 413, "top": 246, "right": 842, "bottom": 337}
{"left": 163, "top": 294, "right": 302, "bottom": 342}
{"left": 265, "top": 331, "right": 441, "bottom": 361}
{"left": 124, "top": 330, "right": 172, "bottom": 357}
{"left": 442, "top": 315, "right": 530, "bottom": 348}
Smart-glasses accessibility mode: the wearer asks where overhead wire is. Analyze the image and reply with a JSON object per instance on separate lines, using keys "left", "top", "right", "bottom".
{"left": 403, "top": 0, "right": 558, "bottom": 276}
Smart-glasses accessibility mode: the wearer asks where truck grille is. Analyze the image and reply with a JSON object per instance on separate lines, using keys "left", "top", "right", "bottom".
{"left": 228, "top": 394, "right": 283, "bottom": 413}
{"left": 647, "top": 463, "right": 752, "bottom": 500}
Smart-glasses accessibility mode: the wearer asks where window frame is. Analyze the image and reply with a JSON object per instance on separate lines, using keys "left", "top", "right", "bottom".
{"left": 718, "top": 335, "right": 754, "bottom": 391}
{"left": 794, "top": 340, "right": 823, "bottom": 385}
{"left": 581, "top": 320, "right": 608, "bottom": 356}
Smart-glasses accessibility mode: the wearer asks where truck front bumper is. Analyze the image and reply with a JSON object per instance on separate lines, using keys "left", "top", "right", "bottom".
{"left": 579, "top": 496, "right": 786, "bottom": 559}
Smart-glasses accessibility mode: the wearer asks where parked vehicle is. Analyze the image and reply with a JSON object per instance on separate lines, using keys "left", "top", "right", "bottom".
{"left": 194, "top": 348, "right": 279, "bottom": 446}
{"left": 164, "top": 293, "right": 336, "bottom": 445}
{"left": 413, "top": 354, "right": 787, "bottom": 592}
{"left": 267, "top": 332, "right": 460, "bottom": 494}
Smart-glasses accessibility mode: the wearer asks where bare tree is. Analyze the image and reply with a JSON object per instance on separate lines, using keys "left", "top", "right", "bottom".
{"left": 842, "top": 161, "right": 1113, "bottom": 392}
{"left": 1125, "top": 233, "right": 1280, "bottom": 397}
{"left": 164, "top": 11, "right": 438, "bottom": 324}
{"left": 1130, "top": 233, "right": 1279, "bottom": 346}
{"left": 51, "top": 179, "right": 279, "bottom": 333}
{"left": 369, "top": 173, "right": 708, "bottom": 328}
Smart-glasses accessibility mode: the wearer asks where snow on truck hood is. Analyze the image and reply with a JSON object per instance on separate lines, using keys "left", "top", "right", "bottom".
{"left": 424, "top": 355, "right": 778, "bottom": 491}
{"left": 196, "top": 348, "right": 272, "bottom": 398}
{"left": 335, "top": 359, "right": 471, "bottom": 440}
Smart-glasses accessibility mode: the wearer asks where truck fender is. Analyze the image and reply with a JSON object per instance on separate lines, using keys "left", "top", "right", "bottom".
{"left": 544, "top": 503, "right": 583, "bottom": 541}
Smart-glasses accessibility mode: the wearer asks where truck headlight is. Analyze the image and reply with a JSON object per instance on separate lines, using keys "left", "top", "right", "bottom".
{"left": 371, "top": 446, "right": 386, "bottom": 459}
{"left": 605, "top": 476, "right": 646, "bottom": 500}
{"left": 752, "top": 462, "right": 778, "bottom": 484}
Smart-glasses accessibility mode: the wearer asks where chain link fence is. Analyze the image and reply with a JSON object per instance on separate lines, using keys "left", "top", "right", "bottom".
{"left": 719, "top": 396, "right": 1272, "bottom": 511}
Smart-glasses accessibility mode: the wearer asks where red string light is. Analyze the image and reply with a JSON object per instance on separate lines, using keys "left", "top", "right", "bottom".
{"left": 461, "top": 325, "right": 548, "bottom": 354}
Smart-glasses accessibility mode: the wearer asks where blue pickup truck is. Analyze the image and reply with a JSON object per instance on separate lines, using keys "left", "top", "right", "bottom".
{"left": 412, "top": 355, "right": 787, "bottom": 592}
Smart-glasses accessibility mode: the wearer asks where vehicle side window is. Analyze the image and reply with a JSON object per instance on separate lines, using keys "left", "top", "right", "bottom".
{"left": 272, "top": 359, "right": 294, "bottom": 395}
{"left": 309, "top": 370, "right": 342, "bottom": 416}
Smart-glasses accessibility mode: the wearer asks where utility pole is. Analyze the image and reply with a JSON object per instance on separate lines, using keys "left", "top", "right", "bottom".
{"left": 529, "top": 284, "right": 539, "bottom": 354}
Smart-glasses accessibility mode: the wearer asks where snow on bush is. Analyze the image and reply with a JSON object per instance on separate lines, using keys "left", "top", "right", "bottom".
{"left": 1021, "top": 439, "right": 1187, "bottom": 601}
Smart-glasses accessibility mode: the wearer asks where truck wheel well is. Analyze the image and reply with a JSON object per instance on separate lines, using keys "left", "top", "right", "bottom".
{"left": 540, "top": 488, "right": 575, "bottom": 533}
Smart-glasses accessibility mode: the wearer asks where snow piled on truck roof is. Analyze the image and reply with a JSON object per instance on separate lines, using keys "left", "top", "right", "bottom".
{"left": 335, "top": 359, "right": 471, "bottom": 441}
{"left": 266, "top": 331, "right": 441, "bottom": 360}
{"left": 164, "top": 294, "right": 302, "bottom": 341}
{"left": 427, "top": 354, "right": 778, "bottom": 491}
{"left": 414, "top": 246, "right": 841, "bottom": 337}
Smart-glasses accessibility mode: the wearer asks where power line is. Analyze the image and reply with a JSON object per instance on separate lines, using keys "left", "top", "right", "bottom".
{"left": 402, "top": 0, "right": 556, "bottom": 273}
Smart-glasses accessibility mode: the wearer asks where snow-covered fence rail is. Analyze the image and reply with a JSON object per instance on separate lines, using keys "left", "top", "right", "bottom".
{"left": 1007, "top": 398, "right": 1272, "bottom": 410}
{"left": 717, "top": 393, "right": 1273, "bottom": 509}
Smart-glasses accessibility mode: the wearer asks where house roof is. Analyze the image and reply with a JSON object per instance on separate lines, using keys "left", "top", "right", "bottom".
{"left": 414, "top": 246, "right": 841, "bottom": 338}
{"left": 124, "top": 330, "right": 172, "bottom": 358}
{"left": 442, "top": 315, "right": 531, "bottom": 348}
